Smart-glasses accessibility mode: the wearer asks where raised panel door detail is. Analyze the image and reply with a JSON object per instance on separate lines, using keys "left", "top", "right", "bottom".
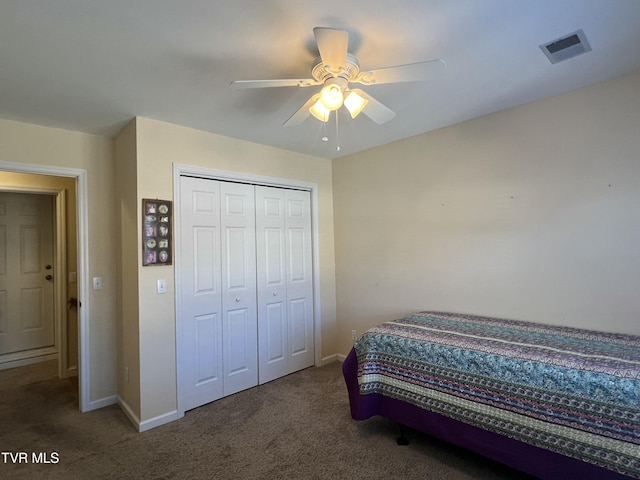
{"left": 225, "top": 308, "right": 252, "bottom": 376}
{"left": 288, "top": 297, "right": 309, "bottom": 355}
{"left": 265, "top": 302, "right": 285, "bottom": 363}
{"left": 224, "top": 306, "right": 257, "bottom": 396}
{"left": 264, "top": 197, "right": 282, "bottom": 217}
{"left": 288, "top": 228, "right": 306, "bottom": 283}
{"left": 21, "top": 288, "right": 44, "bottom": 331}
{"left": 225, "top": 194, "right": 246, "bottom": 216}
{"left": 194, "top": 313, "right": 221, "bottom": 386}
{"left": 287, "top": 199, "right": 304, "bottom": 218}
{"left": 225, "top": 228, "right": 249, "bottom": 291}
{"left": 264, "top": 228, "right": 284, "bottom": 286}
{"left": 192, "top": 191, "right": 217, "bottom": 215}
{"left": 193, "top": 226, "right": 218, "bottom": 295}
{"left": 21, "top": 225, "right": 41, "bottom": 274}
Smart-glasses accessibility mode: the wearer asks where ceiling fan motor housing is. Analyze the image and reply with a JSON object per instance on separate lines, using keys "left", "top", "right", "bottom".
{"left": 312, "top": 53, "right": 361, "bottom": 84}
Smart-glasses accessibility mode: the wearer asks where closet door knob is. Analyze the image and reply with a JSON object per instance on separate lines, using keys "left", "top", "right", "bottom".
{"left": 235, "top": 296, "right": 240, "bottom": 302}
{"left": 273, "top": 291, "right": 278, "bottom": 296}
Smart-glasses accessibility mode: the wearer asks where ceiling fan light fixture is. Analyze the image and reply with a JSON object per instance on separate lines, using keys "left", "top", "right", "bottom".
{"left": 319, "top": 82, "right": 344, "bottom": 110}
{"left": 309, "top": 94, "right": 331, "bottom": 122}
{"left": 344, "top": 90, "right": 368, "bottom": 118}
{"left": 232, "top": 28, "right": 445, "bottom": 128}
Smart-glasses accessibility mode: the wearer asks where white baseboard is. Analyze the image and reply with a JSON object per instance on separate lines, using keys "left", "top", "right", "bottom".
{"left": 86, "top": 394, "right": 117, "bottom": 411}
{"left": 0, "top": 352, "right": 57, "bottom": 370}
{"left": 117, "top": 396, "right": 179, "bottom": 432}
{"left": 320, "top": 353, "right": 347, "bottom": 365}
{"left": 138, "top": 410, "right": 179, "bottom": 432}
{"left": 117, "top": 396, "right": 140, "bottom": 429}
{"left": 320, "top": 354, "right": 337, "bottom": 365}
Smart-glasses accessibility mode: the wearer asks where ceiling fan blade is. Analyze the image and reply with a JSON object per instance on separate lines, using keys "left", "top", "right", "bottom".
{"left": 356, "top": 90, "right": 396, "bottom": 124}
{"left": 283, "top": 94, "right": 319, "bottom": 127}
{"left": 313, "top": 27, "right": 348, "bottom": 74}
{"left": 230, "top": 78, "right": 320, "bottom": 89}
{"left": 357, "top": 59, "right": 445, "bottom": 85}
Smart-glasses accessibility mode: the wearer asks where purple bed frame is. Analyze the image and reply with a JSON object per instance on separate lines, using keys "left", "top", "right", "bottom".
{"left": 343, "top": 348, "right": 635, "bottom": 480}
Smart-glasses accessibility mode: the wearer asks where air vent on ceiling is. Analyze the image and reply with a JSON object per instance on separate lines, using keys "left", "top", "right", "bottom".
{"left": 540, "top": 29, "right": 591, "bottom": 64}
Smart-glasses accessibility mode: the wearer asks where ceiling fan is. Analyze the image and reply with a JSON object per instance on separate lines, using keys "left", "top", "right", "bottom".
{"left": 230, "top": 27, "right": 445, "bottom": 126}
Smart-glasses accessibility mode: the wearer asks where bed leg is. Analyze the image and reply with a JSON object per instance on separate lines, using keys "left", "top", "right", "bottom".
{"left": 397, "top": 423, "right": 410, "bottom": 445}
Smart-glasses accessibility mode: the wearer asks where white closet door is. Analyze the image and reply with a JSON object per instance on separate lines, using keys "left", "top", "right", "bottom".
{"left": 255, "top": 187, "right": 288, "bottom": 383}
{"left": 284, "top": 189, "right": 314, "bottom": 373}
{"left": 179, "top": 176, "right": 224, "bottom": 411}
{"left": 256, "top": 187, "right": 313, "bottom": 383}
{"left": 179, "top": 177, "right": 313, "bottom": 411}
{"left": 220, "top": 182, "right": 258, "bottom": 395}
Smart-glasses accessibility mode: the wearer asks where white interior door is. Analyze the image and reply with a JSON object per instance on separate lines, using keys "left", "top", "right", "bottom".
{"left": 220, "top": 181, "right": 257, "bottom": 396}
{"left": 256, "top": 187, "right": 314, "bottom": 383}
{"left": 0, "top": 193, "right": 55, "bottom": 363}
{"left": 179, "top": 177, "right": 224, "bottom": 410}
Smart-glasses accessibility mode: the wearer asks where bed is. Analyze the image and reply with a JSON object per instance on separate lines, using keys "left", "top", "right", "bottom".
{"left": 343, "top": 311, "right": 640, "bottom": 479}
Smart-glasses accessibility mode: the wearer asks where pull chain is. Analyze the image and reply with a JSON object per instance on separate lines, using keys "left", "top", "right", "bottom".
{"left": 335, "top": 110, "right": 340, "bottom": 152}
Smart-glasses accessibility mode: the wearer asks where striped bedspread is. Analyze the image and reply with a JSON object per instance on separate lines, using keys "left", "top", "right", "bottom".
{"left": 355, "top": 312, "right": 640, "bottom": 478}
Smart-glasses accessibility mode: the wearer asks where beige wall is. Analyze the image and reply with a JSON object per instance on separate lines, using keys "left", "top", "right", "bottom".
{"left": 333, "top": 70, "right": 640, "bottom": 355}
{"left": 0, "top": 118, "right": 117, "bottom": 404}
{"left": 118, "top": 117, "right": 336, "bottom": 424}
{"left": 114, "top": 120, "right": 141, "bottom": 417}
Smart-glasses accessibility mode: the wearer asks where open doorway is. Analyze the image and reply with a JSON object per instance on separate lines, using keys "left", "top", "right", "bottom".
{"left": 0, "top": 165, "right": 88, "bottom": 412}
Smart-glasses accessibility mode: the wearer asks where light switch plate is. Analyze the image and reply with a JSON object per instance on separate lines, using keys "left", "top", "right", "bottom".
{"left": 92, "top": 277, "right": 102, "bottom": 290}
{"left": 157, "top": 279, "right": 167, "bottom": 294}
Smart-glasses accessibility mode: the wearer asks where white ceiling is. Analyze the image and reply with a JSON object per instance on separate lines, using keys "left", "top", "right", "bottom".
{"left": 1, "top": 1, "right": 639, "bottom": 159}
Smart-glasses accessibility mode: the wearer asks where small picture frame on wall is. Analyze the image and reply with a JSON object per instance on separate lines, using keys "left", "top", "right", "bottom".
{"left": 142, "top": 198, "right": 172, "bottom": 266}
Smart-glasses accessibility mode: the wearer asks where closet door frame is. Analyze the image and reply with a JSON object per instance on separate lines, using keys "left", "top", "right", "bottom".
{"left": 173, "top": 163, "right": 322, "bottom": 418}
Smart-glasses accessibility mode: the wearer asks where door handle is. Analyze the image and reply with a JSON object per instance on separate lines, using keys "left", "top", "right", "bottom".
{"left": 45, "top": 264, "right": 52, "bottom": 270}
{"left": 45, "top": 274, "right": 53, "bottom": 281}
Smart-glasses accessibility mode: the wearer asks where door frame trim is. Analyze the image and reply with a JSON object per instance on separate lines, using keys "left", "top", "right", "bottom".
{"left": 0, "top": 161, "right": 90, "bottom": 412}
{"left": 173, "top": 163, "right": 322, "bottom": 418}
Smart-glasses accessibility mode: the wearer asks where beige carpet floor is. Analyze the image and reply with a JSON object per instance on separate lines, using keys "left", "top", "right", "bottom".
{"left": 0, "top": 360, "right": 535, "bottom": 480}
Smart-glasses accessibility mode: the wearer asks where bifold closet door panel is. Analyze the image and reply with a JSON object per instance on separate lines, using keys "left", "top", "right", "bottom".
{"left": 255, "top": 187, "right": 289, "bottom": 383}
{"left": 219, "top": 181, "right": 258, "bottom": 396}
{"left": 179, "top": 176, "right": 224, "bottom": 411}
{"left": 256, "top": 186, "right": 314, "bottom": 384}
{"left": 283, "top": 189, "right": 314, "bottom": 373}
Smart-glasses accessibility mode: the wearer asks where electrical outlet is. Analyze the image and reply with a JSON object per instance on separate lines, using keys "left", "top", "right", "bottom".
{"left": 351, "top": 329, "right": 357, "bottom": 342}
